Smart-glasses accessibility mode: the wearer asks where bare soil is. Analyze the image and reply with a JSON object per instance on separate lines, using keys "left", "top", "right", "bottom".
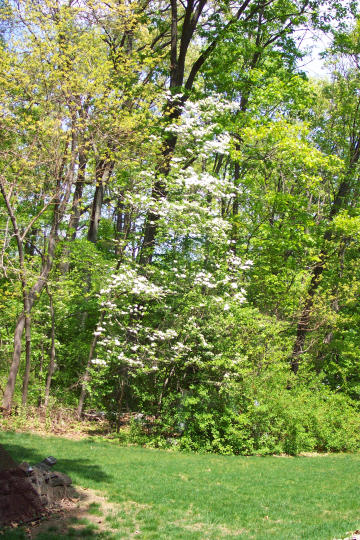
{"left": 18, "top": 487, "right": 121, "bottom": 538}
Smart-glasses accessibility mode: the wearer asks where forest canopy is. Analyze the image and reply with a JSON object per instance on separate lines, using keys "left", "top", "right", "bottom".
{"left": 1, "top": 0, "right": 360, "bottom": 455}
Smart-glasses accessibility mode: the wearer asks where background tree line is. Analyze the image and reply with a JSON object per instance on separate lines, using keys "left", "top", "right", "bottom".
{"left": 1, "top": 0, "right": 360, "bottom": 454}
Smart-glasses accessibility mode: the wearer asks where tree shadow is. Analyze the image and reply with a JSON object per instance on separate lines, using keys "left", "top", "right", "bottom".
{"left": 28, "top": 487, "right": 120, "bottom": 539}
{"left": 2, "top": 486, "right": 120, "bottom": 539}
{"left": 0, "top": 442, "right": 111, "bottom": 484}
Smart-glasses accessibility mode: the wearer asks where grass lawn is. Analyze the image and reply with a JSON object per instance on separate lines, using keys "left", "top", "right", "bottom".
{"left": 1, "top": 431, "right": 360, "bottom": 539}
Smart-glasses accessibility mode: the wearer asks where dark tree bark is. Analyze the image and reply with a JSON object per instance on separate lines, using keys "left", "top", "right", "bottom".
{"left": 21, "top": 312, "right": 31, "bottom": 407}
{"left": 68, "top": 150, "right": 88, "bottom": 240}
{"left": 44, "top": 291, "right": 56, "bottom": 409}
{"left": 1, "top": 234, "right": 59, "bottom": 411}
{"left": 115, "top": 193, "right": 132, "bottom": 259}
{"left": 77, "top": 311, "right": 104, "bottom": 417}
{"left": 87, "top": 159, "right": 113, "bottom": 243}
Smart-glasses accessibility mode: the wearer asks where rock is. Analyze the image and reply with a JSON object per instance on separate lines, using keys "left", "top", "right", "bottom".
{"left": 28, "top": 465, "right": 76, "bottom": 505}
{"left": 0, "top": 446, "right": 76, "bottom": 526}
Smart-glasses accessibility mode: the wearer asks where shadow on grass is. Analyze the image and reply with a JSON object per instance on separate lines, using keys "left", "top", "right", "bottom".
{"left": 29, "top": 487, "right": 119, "bottom": 540}
{"left": 2, "top": 521, "right": 118, "bottom": 540}
{"left": 0, "top": 442, "right": 111, "bottom": 485}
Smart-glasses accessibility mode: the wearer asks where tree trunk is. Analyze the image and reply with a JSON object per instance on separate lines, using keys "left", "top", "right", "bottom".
{"left": 2, "top": 314, "right": 26, "bottom": 411}
{"left": 21, "top": 310, "right": 31, "bottom": 407}
{"left": 116, "top": 374, "right": 126, "bottom": 432}
{"left": 138, "top": 0, "right": 210, "bottom": 265}
{"left": 77, "top": 312, "right": 104, "bottom": 417}
{"left": 44, "top": 292, "right": 56, "bottom": 409}
{"left": 59, "top": 151, "right": 88, "bottom": 274}
{"left": 68, "top": 144, "right": 88, "bottom": 239}
{"left": 87, "top": 182, "right": 103, "bottom": 243}
{"left": 291, "top": 254, "right": 326, "bottom": 374}
{"left": 115, "top": 193, "right": 132, "bottom": 259}
{"left": 87, "top": 160, "right": 113, "bottom": 244}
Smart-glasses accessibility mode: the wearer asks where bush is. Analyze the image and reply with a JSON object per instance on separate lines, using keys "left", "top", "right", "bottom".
{"left": 136, "top": 371, "right": 360, "bottom": 456}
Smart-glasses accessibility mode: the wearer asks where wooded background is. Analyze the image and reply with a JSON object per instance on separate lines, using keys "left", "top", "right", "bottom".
{"left": 1, "top": 0, "right": 360, "bottom": 454}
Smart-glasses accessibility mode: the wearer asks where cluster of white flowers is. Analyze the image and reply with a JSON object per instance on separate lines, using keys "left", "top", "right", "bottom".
{"left": 103, "top": 301, "right": 117, "bottom": 309}
{"left": 170, "top": 156, "right": 186, "bottom": 168}
{"left": 228, "top": 255, "right": 253, "bottom": 270}
{"left": 127, "top": 358, "right": 144, "bottom": 367}
{"left": 122, "top": 191, "right": 153, "bottom": 212}
{"left": 201, "top": 133, "right": 232, "bottom": 157}
{"left": 100, "top": 268, "right": 165, "bottom": 299}
{"left": 183, "top": 95, "right": 239, "bottom": 120}
{"left": 209, "top": 217, "right": 231, "bottom": 236}
{"left": 173, "top": 168, "right": 229, "bottom": 195}
{"left": 166, "top": 121, "right": 213, "bottom": 138}
{"left": 172, "top": 341, "right": 190, "bottom": 354}
{"left": 148, "top": 134, "right": 161, "bottom": 143}
{"left": 164, "top": 91, "right": 184, "bottom": 102}
{"left": 164, "top": 95, "right": 237, "bottom": 157}
{"left": 156, "top": 197, "right": 230, "bottom": 242}
{"left": 91, "top": 358, "right": 107, "bottom": 366}
{"left": 199, "top": 334, "right": 211, "bottom": 348}
{"left": 115, "top": 350, "right": 144, "bottom": 368}
{"left": 194, "top": 271, "right": 216, "bottom": 288}
{"left": 152, "top": 329, "right": 178, "bottom": 341}
{"left": 233, "top": 291, "right": 246, "bottom": 304}
{"left": 93, "top": 325, "right": 106, "bottom": 337}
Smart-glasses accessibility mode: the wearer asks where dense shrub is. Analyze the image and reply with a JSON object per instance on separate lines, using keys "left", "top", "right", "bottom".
{"left": 135, "top": 371, "right": 360, "bottom": 455}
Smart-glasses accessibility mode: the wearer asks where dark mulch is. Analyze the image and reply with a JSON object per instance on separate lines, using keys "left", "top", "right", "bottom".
{"left": 0, "top": 467, "right": 46, "bottom": 526}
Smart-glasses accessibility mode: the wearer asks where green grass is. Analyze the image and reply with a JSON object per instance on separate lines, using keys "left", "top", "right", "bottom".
{"left": 1, "top": 431, "right": 360, "bottom": 539}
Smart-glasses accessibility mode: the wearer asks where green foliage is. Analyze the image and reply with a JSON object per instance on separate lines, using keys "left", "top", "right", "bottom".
{"left": 1, "top": 0, "right": 360, "bottom": 457}
{"left": 135, "top": 370, "right": 360, "bottom": 456}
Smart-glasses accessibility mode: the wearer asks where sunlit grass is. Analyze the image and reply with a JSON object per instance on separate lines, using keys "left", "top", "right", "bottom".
{"left": 1, "top": 431, "right": 360, "bottom": 539}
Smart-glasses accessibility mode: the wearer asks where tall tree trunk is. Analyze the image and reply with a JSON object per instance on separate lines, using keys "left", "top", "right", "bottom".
{"left": 2, "top": 250, "right": 58, "bottom": 410}
{"left": 68, "top": 150, "right": 87, "bottom": 240}
{"left": 138, "top": 135, "right": 177, "bottom": 265}
{"left": 138, "top": 0, "right": 210, "bottom": 265}
{"left": 87, "top": 181, "right": 103, "bottom": 243}
{"left": 77, "top": 312, "right": 104, "bottom": 417}
{"left": 44, "top": 291, "right": 56, "bottom": 409}
{"left": 87, "top": 160, "right": 113, "bottom": 244}
{"left": 230, "top": 160, "right": 240, "bottom": 253}
{"left": 115, "top": 193, "right": 132, "bottom": 259}
{"left": 59, "top": 150, "right": 88, "bottom": 273}
{"left": 116, "top": 373, "right": 126, "bottom": 432}
{"left": 3, "top": 314, "right": 26, "bottom": 412}
{"left": 21, "top": 309, "right": 31, "bottom": 407}
{"left": 291, "top": 254, "right": 326, "bottom": 373}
